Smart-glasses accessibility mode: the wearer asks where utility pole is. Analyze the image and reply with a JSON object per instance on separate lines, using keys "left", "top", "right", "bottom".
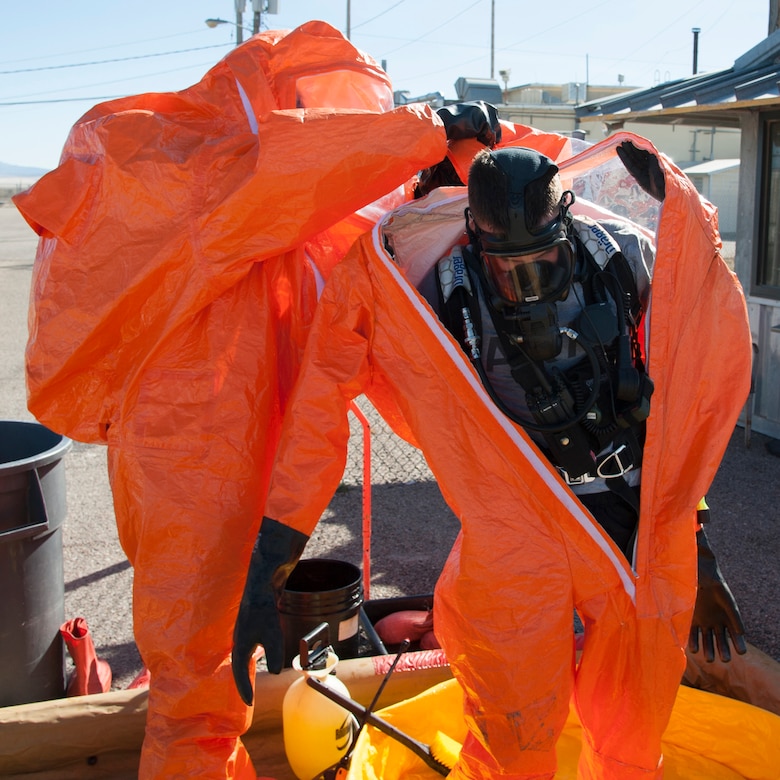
{"left": 235, "top": 0, "right": 245, "bottom": 45}
{"left": 490, "top": 0, "right": 495, "bottom": 79}
{"left": 252, "top": 0, "right": 262, "bottom": 35}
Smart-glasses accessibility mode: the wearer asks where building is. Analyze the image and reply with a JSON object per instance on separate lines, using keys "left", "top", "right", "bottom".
{"left": 682, "top": 159, "right": 741, "bottom": 238}
{"left": 496, "top": 80, "right": 742, "bottom": 164}
{"left": 396, "top": 76, "right": 742, "bottom": 165}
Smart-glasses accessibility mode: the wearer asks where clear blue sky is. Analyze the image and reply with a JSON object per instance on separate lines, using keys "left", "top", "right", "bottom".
{"left": 0, "top": 0, "right": 770, "bottom": 170}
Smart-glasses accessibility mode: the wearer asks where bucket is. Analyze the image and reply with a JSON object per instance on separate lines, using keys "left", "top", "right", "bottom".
{"left": 279, "top": 558, "right": 363, "bottom": 667}
{"left": 0, "top": 420, "right": 72, "bottom": 706}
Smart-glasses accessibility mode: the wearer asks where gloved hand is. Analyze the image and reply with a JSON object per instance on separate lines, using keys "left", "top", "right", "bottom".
{"left": 232, "top": 517, "right": 309, "bottom": 705}
{"left": 414, "top": 102, "right": 502, "bottom": 199}
{"left": 436, "top": 101, "right": 502, "bottom": 147}
{"left": 688, "top": 526, "right": 747, "bottom": 663}
{"left": 616, "top": 140, "right": 666, "bottom": 201}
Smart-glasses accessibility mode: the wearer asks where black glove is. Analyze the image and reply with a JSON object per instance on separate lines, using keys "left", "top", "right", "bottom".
{"left": 688, "top": 526, "right": 747, "bottom": 663}
{"left": 414, "top": 102, "right": 501, "bottom": 199}
{"left": 436, "top": 101, "right": 502, "bottom": 147}
{"left": 616, "top": 140, "right": 666, "bottom": 201}
{"left": 232, "top": 517, "right": 309, "bottom": 705}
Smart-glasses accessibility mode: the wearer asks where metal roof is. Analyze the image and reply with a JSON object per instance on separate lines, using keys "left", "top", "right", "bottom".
{"left": 682, "top": 159, "right": 740, "bottom": 175}
{"left": 576, "top": 29, "right": 780, "bottom": 128}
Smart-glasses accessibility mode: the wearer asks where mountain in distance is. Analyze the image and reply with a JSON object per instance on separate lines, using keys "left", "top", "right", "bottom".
{"left": 0, "top": 161, "right": 49, "bottom": 177}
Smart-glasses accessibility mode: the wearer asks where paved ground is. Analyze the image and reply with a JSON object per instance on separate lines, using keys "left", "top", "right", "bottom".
{"left": 1, "top": 201, "right": 778, "bottom": 695}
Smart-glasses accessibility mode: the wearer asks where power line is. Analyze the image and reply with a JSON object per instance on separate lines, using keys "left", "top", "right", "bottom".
{"left": 0, "top": 96, "right": 125, "bottom": 107}
{"left": 379, "top": 0, "right": 484, "bottom": 57}
{"left": 0, "top": 29, "right": 212, "bottom": 67}
{"left": 0, "top": 44, "right": 230, "bottom": 75}
{"left": 351, "top": 0, "right": 409, "bottom": 31}
{"left": 1, "top": 59, "right": 220, "bottom": 102}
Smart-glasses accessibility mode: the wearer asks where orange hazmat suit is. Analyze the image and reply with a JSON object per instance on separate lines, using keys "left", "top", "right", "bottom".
{"left": 255, "top": 133, "right": 752, "bottom": 778}
{"left": 14, "top": 21, "right": 446, "bottom": 779}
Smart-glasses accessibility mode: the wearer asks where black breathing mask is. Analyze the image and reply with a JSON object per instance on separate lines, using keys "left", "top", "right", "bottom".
{"left": 500, "top": 302, "right": 563, "bottom": 362}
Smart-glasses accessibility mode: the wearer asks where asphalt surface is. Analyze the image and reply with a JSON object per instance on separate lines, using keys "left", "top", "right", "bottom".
{"left": 1, "top": 201, "right": 778, "bottom": 695}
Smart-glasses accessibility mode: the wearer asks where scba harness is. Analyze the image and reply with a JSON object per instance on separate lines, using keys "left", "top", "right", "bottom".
{"left": 437, "top": 215, "right": 654, "bottom": 512}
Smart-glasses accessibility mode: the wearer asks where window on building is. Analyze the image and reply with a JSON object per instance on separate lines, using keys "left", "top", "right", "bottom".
{"left": 756, "top": 116, "right": 780, "bottom": 298}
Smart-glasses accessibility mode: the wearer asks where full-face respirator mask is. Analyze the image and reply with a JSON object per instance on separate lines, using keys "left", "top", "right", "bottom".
{"left": 469, "top": 148, "right": 575, "bottom": 362}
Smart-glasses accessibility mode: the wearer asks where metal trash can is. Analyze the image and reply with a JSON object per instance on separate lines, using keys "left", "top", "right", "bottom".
{"left": 0, "top": 420, "right": 72, "bottom": 706}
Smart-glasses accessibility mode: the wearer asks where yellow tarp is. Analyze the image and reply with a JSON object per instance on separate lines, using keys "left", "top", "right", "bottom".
{"left": 347, "top": 678, "right": 780, "bottom": 780}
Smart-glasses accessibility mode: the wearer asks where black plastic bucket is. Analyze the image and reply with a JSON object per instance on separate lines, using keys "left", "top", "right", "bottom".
{"left": 279, "top": 558, "right": 363, "bottom": 667}
{"left": 0, "top": 420, "right": 72, "bottom": 706}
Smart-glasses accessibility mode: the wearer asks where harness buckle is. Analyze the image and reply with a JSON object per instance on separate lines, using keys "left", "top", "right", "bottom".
{"left": 595, "top": 444, "right": 634, "bottom": 479}
{"left": 557, "top": 468, "right": 596, "bottom": 486}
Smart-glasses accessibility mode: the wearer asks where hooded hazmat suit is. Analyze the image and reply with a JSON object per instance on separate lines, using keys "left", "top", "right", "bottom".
{"left": 13, "top": 22, "right": 448, "bottom": 779}
{"left": 253, "top": 133, "right": 752, "bottom": 779}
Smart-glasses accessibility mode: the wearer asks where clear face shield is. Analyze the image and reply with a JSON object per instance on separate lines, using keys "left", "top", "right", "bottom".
{"left": 480, "top": 236, "right": 575, "bottom": 305}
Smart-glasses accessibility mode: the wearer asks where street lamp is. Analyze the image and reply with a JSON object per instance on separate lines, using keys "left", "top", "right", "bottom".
{"left": 498, "top": 68, "right": 511, "bottom": 103}
{"left": 206, "top": 1, "right": 279, "bottom": 46}
{"left": 205, "top": 17, "right": 253, "bottom": 45}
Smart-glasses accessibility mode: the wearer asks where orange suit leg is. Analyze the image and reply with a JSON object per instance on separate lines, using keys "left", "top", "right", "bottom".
{"left": 435, "top": 532, "right": 575, "bottom": 780}
{"left": 109, "top": 443, "right": 260, "bottom": 779}
{"left": 105, "top": 271, "right": 284, "bottom": 779}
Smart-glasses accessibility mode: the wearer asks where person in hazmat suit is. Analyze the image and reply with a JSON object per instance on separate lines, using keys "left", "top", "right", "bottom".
{"left": 410, "top": 138, "right": 748, "bottom": 667}
{"left": 13, "top": 20, "right": 460, "bottom": 779}
{"left": 424, "top": 144, "right": 747, "bottom": 663}
{"left": 230, "top": 131, "right": 752, "bottom": 778}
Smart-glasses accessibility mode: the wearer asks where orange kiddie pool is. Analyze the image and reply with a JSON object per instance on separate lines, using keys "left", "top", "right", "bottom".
{"left": 345, "top": 676, "right": 780, "bottom": 780}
